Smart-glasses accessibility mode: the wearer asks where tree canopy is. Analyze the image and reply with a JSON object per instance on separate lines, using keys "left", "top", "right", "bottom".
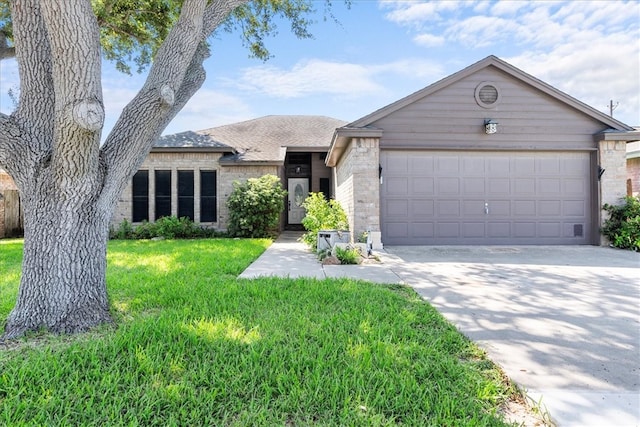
{"left": 0, "top": 0, "right": 346, "bottom": 71}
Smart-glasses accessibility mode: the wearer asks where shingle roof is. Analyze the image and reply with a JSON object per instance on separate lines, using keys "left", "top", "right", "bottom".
{"left": 155, "top": 115, "right": 347, "bottom": 163}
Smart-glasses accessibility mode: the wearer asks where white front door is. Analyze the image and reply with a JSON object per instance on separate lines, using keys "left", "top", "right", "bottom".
{"left": 288, "top": 178, "right": 309, "bottom": 224}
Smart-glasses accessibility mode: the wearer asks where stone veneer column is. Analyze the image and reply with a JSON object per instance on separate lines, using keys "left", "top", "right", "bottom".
{"left": 347, "top": 137, "right": 380, "bottom": 242}
{"left": 598, "top": 139, "right": 628, "bottom": 245}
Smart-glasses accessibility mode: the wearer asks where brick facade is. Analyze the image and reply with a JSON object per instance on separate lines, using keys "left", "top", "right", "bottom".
{"left": 333, "top": 137, "right": 380, "bottom": 242}
{"left": 111, "top": 151, "right": 281, "bottom": 231}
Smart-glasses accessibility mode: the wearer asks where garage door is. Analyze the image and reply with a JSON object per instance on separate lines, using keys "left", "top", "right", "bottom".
{"left": 381, "top": 151, "right": 593, "bottom": 245}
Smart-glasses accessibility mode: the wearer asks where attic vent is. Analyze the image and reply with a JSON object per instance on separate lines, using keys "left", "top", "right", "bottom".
{"left": 475, "top": 81, "right": 501, "bottom": 108}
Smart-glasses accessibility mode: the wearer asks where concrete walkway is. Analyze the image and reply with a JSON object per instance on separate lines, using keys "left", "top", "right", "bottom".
{"left": 239, "top": 232, "right": 640, "bottom": 427}
{"left": 238, "top": 231, "right": 403, "bottom": 284}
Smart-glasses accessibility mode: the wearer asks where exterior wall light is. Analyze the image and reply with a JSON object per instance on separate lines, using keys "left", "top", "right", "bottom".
{"left": 484, "top": 119, "right": 498, "bottom": 134}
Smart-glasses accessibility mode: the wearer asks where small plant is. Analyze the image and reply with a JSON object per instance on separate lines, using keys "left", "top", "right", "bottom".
{"left": 227, "top": 174, "right": 287, "bottom": 238}
{"left": 334, "top": 245, "right": 361, "bottom": 265}
{"left": 300, "top": 193, "right": 349, "bottom": 250}
{"left": 109, "top": 219, "right": 135, "bottom": 239}
{"left": 602, "top": 196, "right": 640, "bottom": 251}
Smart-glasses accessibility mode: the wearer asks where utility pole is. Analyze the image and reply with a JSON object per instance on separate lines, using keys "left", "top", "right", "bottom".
{"left": 608, "top": 100, "right": 619, "bottom": 117}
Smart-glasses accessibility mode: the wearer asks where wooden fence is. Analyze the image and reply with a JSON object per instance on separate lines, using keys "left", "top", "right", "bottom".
{"left": 0, "top": 190, "right": 23, "bottom": 238}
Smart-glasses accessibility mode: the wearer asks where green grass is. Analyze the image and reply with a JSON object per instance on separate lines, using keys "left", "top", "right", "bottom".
{"left": 0, "top": 238, "right": 517, "bottom": 426}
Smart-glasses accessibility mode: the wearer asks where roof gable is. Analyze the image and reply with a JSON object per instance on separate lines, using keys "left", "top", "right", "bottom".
{"left": 348, "top": 55, "right": 633, "bottom": 132}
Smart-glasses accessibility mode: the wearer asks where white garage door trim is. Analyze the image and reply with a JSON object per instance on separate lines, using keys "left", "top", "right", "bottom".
{"left": 381, "top": 150, "right": 594, "bottom": 245}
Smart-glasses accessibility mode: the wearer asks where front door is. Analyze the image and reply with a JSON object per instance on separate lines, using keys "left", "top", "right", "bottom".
{"left": 288, "top": 178, "right": 309, "bottom": 224}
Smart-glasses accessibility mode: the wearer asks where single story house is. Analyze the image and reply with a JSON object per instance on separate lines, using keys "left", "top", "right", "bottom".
{"left": 114, "top": 55, "right": 638, "bottom": 246}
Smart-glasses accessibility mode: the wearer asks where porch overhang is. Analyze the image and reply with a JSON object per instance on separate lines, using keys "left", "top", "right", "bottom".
{"left": 325, "top": 126, "right": 383, "bottom": 167}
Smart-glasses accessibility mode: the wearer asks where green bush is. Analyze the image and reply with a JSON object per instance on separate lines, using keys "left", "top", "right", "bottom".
{"left": 226, "top": 174, "right": 287, "bottom": 238}
{"left": 334, "top": 245, "right": 361, "bottom": 264}
{"left": 300, "top": 193, "right": 349, "bottom": 250}
{"left": 109, "top": 216, "right": 221, "bottom": 240}
{"left": 602, "top": 196, "right": 640, "bottom": 251}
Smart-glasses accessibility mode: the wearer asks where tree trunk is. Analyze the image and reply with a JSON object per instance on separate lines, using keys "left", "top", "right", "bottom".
{"left": 2, "top": 180, "right": 112, "bottom": 339}
{"left": 1, "top": 0, "right": 248, "bottom": 340}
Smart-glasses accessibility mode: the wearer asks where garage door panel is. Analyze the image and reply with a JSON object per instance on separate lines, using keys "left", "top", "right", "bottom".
{"left": 386, "top": 198, "right": 409, "bottom": 217}
{"left": 438, "top": 177, "right": 460, "bottom": 194}
{"left": 381, "top": 150, "right": 592, "bottom": 245}
{"left": 539, "top": 222, "right": 562, "bottom": 237}
{"left": 387, "top": 177, "right": 408, "bottom": 195}
{"left": 412, "top": 200, "right": 434, "bottom": 217}
{"left": 488, "top": 222, "right": 510, "bottom": 237}
{"left": 438, "top": 200, "right": 460, "bottom": 216}
{"left": 488, "top": 200, "right": 510, "bottom": 216}
{"left": 488, "top": 178, "right": 510, "bottom": 194}
{"left": 563, "top": 200, "right": 585, "bottom": 216}
{"left": 462, "top": 222, "right": 485, "bottom": 237}
{"left": 411, "top": 156, "right": 434, "bottom": 174}
{"left": 515, "top": 178, "right": 535, "bottom": 193}
{"left": 514, "top": 200, "right": 535, "bottom": 215}
{"left": 411, "top": 222, "right": 434, "bottom": 237}
{"left": 463, "top": 200, "right": 485, "bottom": 216}
{"left": 436, "top": 157, "right": 460, "bottom": 174}
{"left": 412, "top": 177, "right": 434, "bottom": 194}
{"left": 539, "top": 200, "right": 561, "bottom": 216}
{"left": 539, "top": 178, "right": 561, "bottom": 194}
{"left": 463, "top": 178, "right": 485, "bottom": 194}
{"left": 514, "top": 222, "right": 536, "bottom": 237}
{"left": 438, "top": 223, "right": 460, "bottom": 237}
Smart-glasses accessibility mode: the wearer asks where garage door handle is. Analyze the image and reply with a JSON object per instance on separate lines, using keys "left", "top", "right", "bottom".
{"left": 484, "top": 202, "right": 489, "bottom": 215}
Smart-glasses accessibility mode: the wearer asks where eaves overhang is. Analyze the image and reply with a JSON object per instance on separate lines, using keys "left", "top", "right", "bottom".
{"left": 593, "top": 129, "right": 640, "bottom": 143}
{"left": 326, "top": 126, "right": 384, "bottom": 167}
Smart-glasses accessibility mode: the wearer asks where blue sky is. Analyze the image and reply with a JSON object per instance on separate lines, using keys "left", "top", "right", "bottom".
{"left": 0, "top": 0, "right": 638, "bottom": 137}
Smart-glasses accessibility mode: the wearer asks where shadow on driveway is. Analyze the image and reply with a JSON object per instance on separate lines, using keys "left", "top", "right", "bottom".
{"left": 385, "top": 245, "right": 640, "bottom": 427}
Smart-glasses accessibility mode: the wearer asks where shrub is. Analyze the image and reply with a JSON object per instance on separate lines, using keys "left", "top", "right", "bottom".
{"left": 109, "top": 216, "right": 222, "bottom": 240}
{"left": 110, "top": 219, "right": 135, "bottom": 239}
{"left": 227, "top": 174, "right": 287, "bottom": 238}
{"left": 602, "top": 196, "right": 640, "bottom": 251}
{"left": 334, "top": 245, "right": 361, "bottom": 264}
{"left": 300, "top": 193, "right": 349, "bottom": 250}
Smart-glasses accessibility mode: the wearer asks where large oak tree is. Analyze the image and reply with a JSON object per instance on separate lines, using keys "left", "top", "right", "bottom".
{"left": 0, "top": 0, "right": 342, "bottom": 339}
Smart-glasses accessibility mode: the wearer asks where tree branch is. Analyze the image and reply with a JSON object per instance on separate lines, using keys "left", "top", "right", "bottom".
{"left": 0, "top": 112, "right": 48, "bottom": 190}
{"left": 9, "top": 0, "right": 55, "bottom": 150}
{"left": 99, "top": 0, "right": 248, "bottom": 208}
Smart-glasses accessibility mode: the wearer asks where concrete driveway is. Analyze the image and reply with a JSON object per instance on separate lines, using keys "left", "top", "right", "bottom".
{"left": 384, "top": 246, "right": 640, "bottom": 427}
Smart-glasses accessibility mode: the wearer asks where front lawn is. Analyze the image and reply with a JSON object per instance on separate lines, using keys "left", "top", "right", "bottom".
{"left": 0, "top": 238, "right": 519, "bottom": 426}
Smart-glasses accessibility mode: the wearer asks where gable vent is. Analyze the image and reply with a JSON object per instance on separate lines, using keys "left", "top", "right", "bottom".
{"left": 475, "top": 81, "right": 501, "bottom": 108}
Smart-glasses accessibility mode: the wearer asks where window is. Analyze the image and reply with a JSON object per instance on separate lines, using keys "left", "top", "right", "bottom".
{"left": 132, "top": 170, "right": 149, "bottom": 222}
{"left": 155, "top": 170, "right": 171, "bottom": 220}
{"left": 319, "top": 177, "right": 330, "bottom": 200}
{"left": 178, "top": 170, "right": 194, "bottom": 220}
{"left": 200, "top": 171, "right": 217, "bottom": 222}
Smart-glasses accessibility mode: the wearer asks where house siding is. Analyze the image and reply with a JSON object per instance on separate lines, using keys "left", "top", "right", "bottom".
{"left": 374, "top": 66, "right": 604, "bottom": 151}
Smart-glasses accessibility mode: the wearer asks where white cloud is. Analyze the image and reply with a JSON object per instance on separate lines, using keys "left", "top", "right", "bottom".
{"left": 413, "top": 33, "right": 445, "bottom": 47}
{"left": 233, "top": 59, "right": 383, "bottom": 98}
{"left": 231, "top": 58, "right": 444, "bottom": 101}
{"left": 164, "top": 90, "right": 253, "bottom": 134}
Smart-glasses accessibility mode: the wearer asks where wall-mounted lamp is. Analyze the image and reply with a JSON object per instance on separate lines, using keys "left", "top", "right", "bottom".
{"left": 484, "top": 119, "right": 498, "bottom": 134}
{"left": 295, "top": 166, "right": 301, "bottom": 174}
{"left": 598, "top": 165, "right": 605, "bottom": 181}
